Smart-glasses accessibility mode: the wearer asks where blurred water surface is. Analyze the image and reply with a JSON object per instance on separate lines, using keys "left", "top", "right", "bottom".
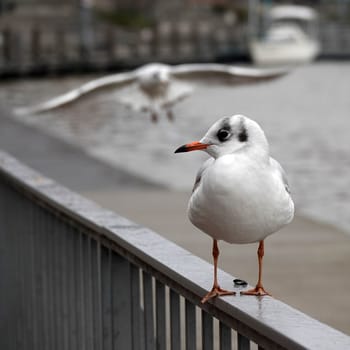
{"left": 1, "top": 62, "right": 350, "bottom": 233}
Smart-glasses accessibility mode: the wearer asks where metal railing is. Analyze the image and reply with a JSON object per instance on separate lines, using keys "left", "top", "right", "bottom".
{"left": 1, "top": 15, "right": 350, "bottom": 77}
{"left": 0, "top": 21, "right": 247, "bottom": 77}
{"left": 0, "top": 150, "right": 350, "bottom": 350}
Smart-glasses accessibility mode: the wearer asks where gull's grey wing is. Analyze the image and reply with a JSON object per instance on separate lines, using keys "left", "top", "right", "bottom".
{"left": 270, "top": 157, "right": 291, "bottom": 194}
{"left": 171, "top": 63, "right": 291, "bottom": 85}
{"left": 14, "top": 71, "right": 136, "bottom": 116}
{"left": 192, "top": 157, "right": 214, "bottom": 193}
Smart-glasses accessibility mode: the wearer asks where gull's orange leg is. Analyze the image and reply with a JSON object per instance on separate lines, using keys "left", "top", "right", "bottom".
{"left": 151, "top": 112, "right": 158, "bottom": 123}
{"left": 241, "top": 240, "right": 271, "bottom": 296}
{"left": 167, "top": 110, "right": 174, "bottom": 122}
{"left": 201, "top": 239, "right": 235, "bottom": 303}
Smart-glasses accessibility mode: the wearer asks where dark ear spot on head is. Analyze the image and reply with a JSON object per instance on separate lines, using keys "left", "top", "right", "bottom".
{"left": 238, "top": 126, "right": 248, "bottom": 142}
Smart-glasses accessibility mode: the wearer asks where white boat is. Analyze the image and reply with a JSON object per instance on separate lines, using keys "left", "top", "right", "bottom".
{"left": 250, "top": 5, "right": 320, "bottom": 66}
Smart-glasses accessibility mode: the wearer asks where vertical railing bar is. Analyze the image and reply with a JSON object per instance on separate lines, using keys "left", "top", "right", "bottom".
{"left": 0, "top": 184, "right": 11, "bottom": 350}
{"left": 13, "top": 190, "right": 20, "bottom": 350}
{"left": 97, "top": 240, "right": 104, "bottom": 350}
{"left": 202, "top": 310, "right": 213, "bottom": 350}
{"left": 68, "top": 225, "right": 78, "bottom": 350}
{"left": 9, "top": 184, "right": 14, "bottom": 348}
{"left": 10, "top": 190, "right": 17, "bottom": 350}
{"left": 95, "top": 240, "right": 103, "bottom": 349}
{"left": 42, "top": 209, "right": 50, "bottom": 349}
{"left": 91, "top": 238, "right": 99, "bottom": 349}
{"left": 156, "top": 281, "right": 166, "bottom": 350}
{"left": 111, "top": 251, "right": 133, "bottom": 349}
{"left": 15, "top": 192, "right": 25, "bottom": 350}
{"left": 55, "top": 216, "right": 67, "bottom": 350}
{"left": 5, "top": 183, "right": 17, "bottom": 350}
{"left": 185, "top": 299, "right": 196, "bottom": 350}
{"left": 0, "top": 183, "right": 6, "bottom": 348}
{"left": 41, "top": 207, "right": 50, "bottom": 350}
{"left": 170, "top": 289, "right": 181, "bottom": 350}
{"left": 77, "top": 230, "right": 86, "bottom": 350}
{"left": 47, "top": 213, "right": 57, "bottom": 349}
{"left": 219, "top": 322, "right": 232, "bottom": 350}
{"left": 36, "top": 202, "right": 45, "bottom": 350}
{"left": 32, "top": 202, "right": 43, "bottom": 350}
{"left": 165, "top": 287, "right": 171, "bottom": 350}
{"left": 101, "top": 245, "right": 113, "bottom": 350}
{"left": 131, "top": 264, "right": 142, "bottom": 350}
{"left": 85, "top": 236, "right": 94, "bottom": 350}
{"left": 61, "top": 221, "right": 70, "bottom": 350}
{"left": 32, "top": 203, "right": 41, "bottom": 350}
{"left": 143, "top": 271, "right": 155, "bottom": 350}
{"left": 49, "top": 213, "right": 58, "bottom": 350}
{"left": 72, "top": 227, "right": 81, "bottom": 350}
{"left": 9, "top": 186, "right": 19, "bottom": 350}
{"left": 237, "top": 333, "right": 250, "bottom": 350}
{"left": 91, "top": 239, "right": 103, "bottom": 350}
{"left": 48, "top": 208, "right": 56, "bottom": 350}
{"left": 51, "top": 214, "right": 60, "bottom": 350}
{"left": 21, "top": 195, "right": 32, "bottom": 350}
{"left": 27, "top": 198, "right": 37, "bottom": 350}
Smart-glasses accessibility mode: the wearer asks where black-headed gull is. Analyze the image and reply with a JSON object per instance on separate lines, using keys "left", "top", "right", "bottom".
{"left": 14, "top": 62, "right": 289, "bottom": 122}
{"left": 175, "top": 114, "right": 294, "bottom": 303}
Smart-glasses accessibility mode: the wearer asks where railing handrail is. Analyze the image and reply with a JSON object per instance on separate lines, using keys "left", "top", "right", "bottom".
{"left": 1, "top": 149, "right": 349, "bottom": 350}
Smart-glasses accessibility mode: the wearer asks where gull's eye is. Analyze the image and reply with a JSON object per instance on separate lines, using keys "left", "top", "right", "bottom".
{"left": 217, "top": 128, "right": 231, "bottom": 142}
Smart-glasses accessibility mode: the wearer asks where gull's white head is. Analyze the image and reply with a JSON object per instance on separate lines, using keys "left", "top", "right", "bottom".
{"left": 137, "top": 63, "right": 170, "bottom": 87}
{"left": 175, "top": 115, "right": 269, "bottom": 159}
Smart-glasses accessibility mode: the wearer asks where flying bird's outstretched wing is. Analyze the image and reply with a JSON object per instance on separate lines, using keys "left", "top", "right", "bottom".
{"left": 14, "top": 71, "right": 136, "bottom": 116}
{"left": 171, "top": 63, "right": 290, "bottom": 85}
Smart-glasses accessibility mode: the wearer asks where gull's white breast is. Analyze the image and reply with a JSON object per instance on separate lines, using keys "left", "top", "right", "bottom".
{"left": 188, "top": 154, "right": 294, "bottom": 244}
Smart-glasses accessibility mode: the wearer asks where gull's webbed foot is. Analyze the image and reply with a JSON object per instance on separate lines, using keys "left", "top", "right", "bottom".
{"left": 241, "top": 284, "right": 271, "bottom": 297}
{"left": 201, "top": 285, "right": 235, "bottom": 304}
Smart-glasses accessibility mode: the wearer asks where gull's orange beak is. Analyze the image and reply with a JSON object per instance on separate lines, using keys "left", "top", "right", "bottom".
{"left": 174, "top": 141, "right": 209, "bottom": 153}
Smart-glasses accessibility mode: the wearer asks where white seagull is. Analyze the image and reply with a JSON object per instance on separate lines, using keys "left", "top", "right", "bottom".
{"left": 14, "top": 63, "right": 289, "bottom": 123}
{"left": 175, "top": 115, "right": 294, "bottom": 303}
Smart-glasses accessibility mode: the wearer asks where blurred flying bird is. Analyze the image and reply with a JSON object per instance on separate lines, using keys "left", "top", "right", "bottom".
{"left": 14, "top": 63, "right": 290, "bottom": 123}
{"left": 175, "top": 114, "right": 294, "bottom": 303}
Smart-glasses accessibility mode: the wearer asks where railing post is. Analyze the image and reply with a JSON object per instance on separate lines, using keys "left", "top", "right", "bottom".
{"left": 55, "top": 29, "right": 66, "bottom": 64}
{"left": 220, "top": 322, "right": 232, "bottom": 350}
{"left": 185, "top": 300, "right": 196, "bottom": 350}
{"left": 101, "top": 246, "right": 112, "bottom": 350}
{"left": 111, "top": 252, "right": 133, "bottom": 349}
{"left": 31, "top": 27, "right": 41, "bottom": 64}
{"left": 2, "top": 28, "right": 12, "bottom": 64}
{"left": 156, "top": 281, "right": 166, "bottom": 350}
{"left": 143, "top": 271, "right": 155, "bottom": 350}
{"left": 170, "top": 289, "right": 181, "bottom": 350}
{"left": 105, "top": 27, "right": 115, "bottom": 64}
{"left": 131, "top": 264, "right": 143, "bottom": 350}
{"left": 201, "top": 310, "right": 213, "bottom": 350}
{"left": 238, "top": 333, "right": 250, "bottom": 350}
